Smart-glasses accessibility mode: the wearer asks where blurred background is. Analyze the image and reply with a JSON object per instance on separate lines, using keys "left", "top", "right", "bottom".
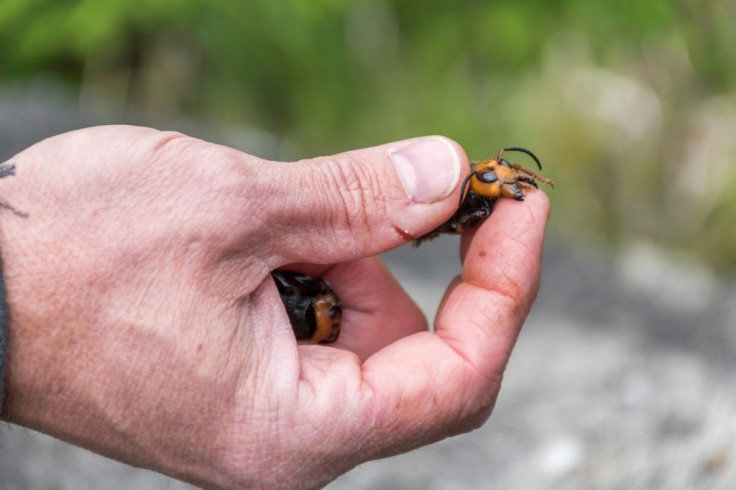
{"left": 1, "top": 0, "right": 735, "bottom": 489}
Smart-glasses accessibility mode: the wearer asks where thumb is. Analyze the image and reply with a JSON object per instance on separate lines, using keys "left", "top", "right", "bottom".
{"left": 263, "top": 136, "right": 466, "bottom": 265}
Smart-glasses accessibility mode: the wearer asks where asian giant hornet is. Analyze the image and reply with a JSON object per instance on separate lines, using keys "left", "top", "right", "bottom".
{"left": 271, "top": 270, "right": 342, "bottom": 343}
{"left": 414, "top": 147, "right": 553, "bottom": 245}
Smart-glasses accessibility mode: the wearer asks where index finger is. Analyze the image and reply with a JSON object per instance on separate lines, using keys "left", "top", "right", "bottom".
{"left": 448, "top": 190, "right": 550, "bottom": 371}
{"left": 359, "top": 190, "right": 550, "bottom": 452}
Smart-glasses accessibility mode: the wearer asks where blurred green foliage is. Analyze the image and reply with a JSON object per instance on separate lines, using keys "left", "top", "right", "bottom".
{"left": 1, "top": 0, "right": 735, "bottom": 268}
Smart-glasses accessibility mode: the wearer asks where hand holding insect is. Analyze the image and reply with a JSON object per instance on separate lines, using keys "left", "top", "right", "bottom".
{"left": 0, "top": 127, "right": 549, "bottom": 489}
{"left": 284, "top": 146, "right": 554, "bottom": 343}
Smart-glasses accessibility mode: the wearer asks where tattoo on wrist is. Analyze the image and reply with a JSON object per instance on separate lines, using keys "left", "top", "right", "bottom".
{"left": 0, "top": 162, "right": 28, "bottom": 219}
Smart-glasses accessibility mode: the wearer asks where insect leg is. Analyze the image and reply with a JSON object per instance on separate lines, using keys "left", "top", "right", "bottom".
{"left": 518, "top": 175, "right": 539, "bottom": 188}
{"left": 511, "top": 164, "right": 555, "bottom": 188}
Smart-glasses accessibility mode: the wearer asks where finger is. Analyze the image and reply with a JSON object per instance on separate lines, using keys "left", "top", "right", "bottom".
{"left": 353, "top": 190, "right": 550, "bottom": 454}
{"left": 442, "top": 190, "right": 550, "bottom": 379}
{"left": 258, "top": 136, "right": 467, "bottom": 265}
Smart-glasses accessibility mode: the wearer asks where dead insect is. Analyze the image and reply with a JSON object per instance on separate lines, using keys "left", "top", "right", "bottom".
{"left": 271, "top": 270, "right": 342, "bottom": 343}
{"left": 414, "top": 147, "right": 553, "bottom": 245}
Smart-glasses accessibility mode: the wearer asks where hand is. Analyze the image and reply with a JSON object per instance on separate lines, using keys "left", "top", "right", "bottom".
{"left": 0, "top": 126, "right": 549, "bottom": 489}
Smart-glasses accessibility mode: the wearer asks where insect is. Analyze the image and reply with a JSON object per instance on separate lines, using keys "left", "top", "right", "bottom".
{"left": 271, "top": 270, "right": 343, "bottom": 343}
{"left": 414, "top": 147, "right": 553, "bottom": 245}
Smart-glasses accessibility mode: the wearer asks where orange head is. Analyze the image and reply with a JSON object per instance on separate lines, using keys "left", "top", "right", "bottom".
{"left": 459, "top": 147, "right": 554, "bottom": 204}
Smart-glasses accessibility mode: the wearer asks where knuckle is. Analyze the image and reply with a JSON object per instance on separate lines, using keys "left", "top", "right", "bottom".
{"left": 316, "top": 155, "right": 389, "bottom": 242}
{"left": 148, "top": 130, "right": 196, "bottom": 164}
{"left": 447, "top": 367, "right": 501, "bottom": 434}
{"left": 458, "top": 397, "right": 497, "bottom": 433}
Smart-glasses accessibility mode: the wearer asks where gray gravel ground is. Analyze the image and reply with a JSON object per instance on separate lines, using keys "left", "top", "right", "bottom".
{"left": 1, "top": 91, "right": 735, "bottom": 489}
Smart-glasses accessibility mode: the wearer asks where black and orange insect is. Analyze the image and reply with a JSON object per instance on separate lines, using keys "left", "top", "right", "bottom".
{"left": 271, "top": 270, "right": 342, "bottom": 343}
{"left": 414, "top": 147, "right": 553, "bottom": 245}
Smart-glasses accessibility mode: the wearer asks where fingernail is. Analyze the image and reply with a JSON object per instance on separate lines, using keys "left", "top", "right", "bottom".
{"left": 390, "top": 136, "right": 461, "bottom": 203}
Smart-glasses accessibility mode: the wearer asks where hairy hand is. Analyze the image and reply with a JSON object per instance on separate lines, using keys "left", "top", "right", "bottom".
{"left": 0, "top": 126, "right": 548, "bottom": 489}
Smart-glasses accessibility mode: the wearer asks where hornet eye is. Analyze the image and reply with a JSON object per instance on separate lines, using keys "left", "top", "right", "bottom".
{"left": 477, "top": 171, "right": 498, "bottom": 183}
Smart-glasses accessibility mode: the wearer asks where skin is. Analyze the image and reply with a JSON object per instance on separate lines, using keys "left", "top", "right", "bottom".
{"left": 0, "top": 126, "right": 549, "bottom": 489}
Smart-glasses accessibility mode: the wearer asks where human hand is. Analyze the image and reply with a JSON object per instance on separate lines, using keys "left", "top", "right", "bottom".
{"left": 0, "top": 126, "right": 549, "bottom": 489}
